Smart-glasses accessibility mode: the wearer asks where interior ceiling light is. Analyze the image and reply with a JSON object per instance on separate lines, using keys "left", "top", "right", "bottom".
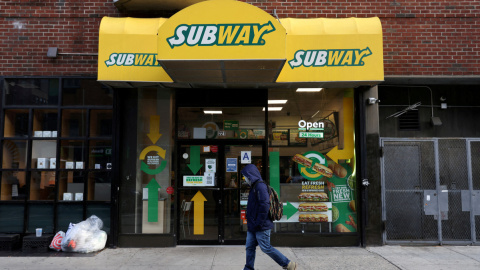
{"left": 296, "top": 88, "right": 323, "bottom": 92}
{"left": 203, "top": 110, "right": 222, "bottom": 114}
{"left": 268, "top": 100, "right": 288, "bottom": 104}
{"left": 263, "top": 107, "right": 283, "bottom": 111}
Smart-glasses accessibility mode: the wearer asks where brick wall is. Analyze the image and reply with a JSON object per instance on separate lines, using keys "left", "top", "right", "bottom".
{"left": 1, "top": 0, "right": 478, "bottom": 77}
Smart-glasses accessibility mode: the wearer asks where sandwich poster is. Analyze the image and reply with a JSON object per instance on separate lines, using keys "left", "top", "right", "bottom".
{"left": 326, "top": 162, "right": 357, "bottom": 232}
{"left": 288, "top": 151, "right": 357, "bottom": 232}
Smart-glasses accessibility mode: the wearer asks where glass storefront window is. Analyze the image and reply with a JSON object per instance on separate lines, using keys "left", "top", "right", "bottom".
{"left": 120, "top": 89, "right": 173, "bottom": 234}
{"left": 29, "top": 171, "right": 56, "bottom": 200}
{"left": 62, "top": 79, "right": 113, "bottom": 106}
{"left": 88, "top": 140, "right": 112, "bottom": 169}
{"left": 268, "top": 88, "right": 357, "bottom": 234}
{"left": 3, "top": 78, "right": 59, "bottom": 106}
{"left": 1, "top": 78, "right": 113, "bottom": 238}
{"left": 3, "top": 109, "right": 29, "bottom": 138}
{"left": 58, "top": 171, "right": 84, "bottom": 201}
{"left": 2, "top": 140, "right": 28, "bottom": 169}
{"left": 177, "top": 107, "right": 265, "bottom": 140}
{"left": 90, "top": 110, "right": 113, "bottom": 137}
{"left": 32, "top": 140, "right": 56, "bottom": 169}
{"left": 33, "top": 109, "right": 58, "bottom": 137}
{"left": 60, "top": 140, "right": 85, "bottom": 169}
{"left": 87, "top": 172, "right": 111, "bottom": 201}
{"left": 1, "top": 171, "right": 26, "bottom": 200}
{"left": 61, "top": 109, "right": 87, "bottom": 137}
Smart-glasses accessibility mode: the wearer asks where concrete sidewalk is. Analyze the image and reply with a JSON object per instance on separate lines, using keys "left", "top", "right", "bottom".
{"left": 1, "top": 245, "right": 480, "bottom": 270}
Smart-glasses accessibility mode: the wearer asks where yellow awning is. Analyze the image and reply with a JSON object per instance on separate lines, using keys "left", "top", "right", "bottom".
{"left": 277, "top": 17, "right": 384, "bottom": 84}
{"left": 98, "top": 0, "right": 383, "bottom": 88}
{"left": 98, "top": 17, "right": 173, "bottom": 85}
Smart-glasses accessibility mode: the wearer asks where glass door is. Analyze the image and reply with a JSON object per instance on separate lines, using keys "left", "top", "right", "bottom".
{"left": 177, "top": 144, "right": 221, "bottom": 244}
{"left": 223, "top": 144, "right": 264, "bottom": 244}
{"left": 177, "top": 143, "right": 264, "bottom": 244}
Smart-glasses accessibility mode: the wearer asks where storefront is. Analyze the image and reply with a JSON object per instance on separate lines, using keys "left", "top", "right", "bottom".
{"left": 0, "top": 0, "right": 384, "bottom": 248}
{"left": 97, "top": 0, "right": 383, "bottom": 247}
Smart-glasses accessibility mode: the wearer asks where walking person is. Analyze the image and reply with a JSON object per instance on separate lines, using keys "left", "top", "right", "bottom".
{"left": 241, "top": 164, "right": 298, "bottom": 270}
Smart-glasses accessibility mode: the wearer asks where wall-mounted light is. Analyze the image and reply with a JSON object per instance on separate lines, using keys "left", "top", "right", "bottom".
{"left": 368, "top": 97, "right": 380, "bottom": 105}
{"left": 440, "top": 96, "right": 447, "bottom": 109}
{"left": 47, "top": 47, "right": 58, "bottom": 58}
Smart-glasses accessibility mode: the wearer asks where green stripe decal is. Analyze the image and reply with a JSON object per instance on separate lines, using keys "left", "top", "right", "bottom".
{"left": 270, "top": 151, "right": 280, "bottom": 197}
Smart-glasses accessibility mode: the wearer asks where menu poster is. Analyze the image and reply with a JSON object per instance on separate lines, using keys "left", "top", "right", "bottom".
{"left": 271, "top": 129, "right": 288, "bottom": 146}
{"left": 326, "top": 162, "right": 357, "bottom": 233}
{"left": 289, "top": 129, "right": 307, "bottom": 146}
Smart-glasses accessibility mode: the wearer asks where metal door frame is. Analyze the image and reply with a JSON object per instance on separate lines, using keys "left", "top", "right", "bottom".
{"left": 176, "top": 140, "right": 267, "bottom": 245}
{"left": 380, "top": 137, "right": 478, "bottom": 245}
{"left": 466, "top": 138, "right": 479, "bottom": 245}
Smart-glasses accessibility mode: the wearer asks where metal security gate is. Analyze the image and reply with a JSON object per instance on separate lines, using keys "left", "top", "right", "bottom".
{"left": 381, "top": 138, "right": 480, "bottom": 245}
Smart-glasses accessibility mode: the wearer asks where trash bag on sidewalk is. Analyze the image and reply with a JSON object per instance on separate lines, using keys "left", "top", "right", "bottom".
{"left": 49, "top": 231, "right": 65, "bottom": 251}
{"left": 61, "top": 215, "right": 107, "bottom": 253}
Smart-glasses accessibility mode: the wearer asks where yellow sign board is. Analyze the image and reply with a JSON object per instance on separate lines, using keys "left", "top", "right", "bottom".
{"left": 277, "top": 17, "right": 384, "bottom": 83}
{"left": 157, "top": 0, "right": 286, "bottom": 60}
{"left": 97, "top": 2, "right": 384, "bottom": 85}
{"left": 98, "top": 17, "right": 172, "bottom": 83}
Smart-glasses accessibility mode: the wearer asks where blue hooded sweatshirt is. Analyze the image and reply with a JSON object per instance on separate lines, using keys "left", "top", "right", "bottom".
{"left": 241, "top": 164, "right": 273, "bottom": 232}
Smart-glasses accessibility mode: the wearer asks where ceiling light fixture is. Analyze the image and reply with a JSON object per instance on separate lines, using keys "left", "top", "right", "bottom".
{"left": 263, "top": 107, "right": 283, "bottom": 111}
{"left": 268, "top": 100, "right": 288, "bottom": 104}
{"left": 296, "top": 88, "right": 323, "bottom": 92}
{"left": 203, "top": 110, "right": 222, "bottom": 114}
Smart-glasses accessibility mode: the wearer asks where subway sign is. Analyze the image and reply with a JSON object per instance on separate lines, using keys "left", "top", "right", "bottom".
{"left": 288, "top": 47, "right": 372, "bottom": 69}
{"left": 166, "top": 22, "right": 276, "bottom": 48}
{"left": 104, "top": 53, "right": 160, "bottom": 67}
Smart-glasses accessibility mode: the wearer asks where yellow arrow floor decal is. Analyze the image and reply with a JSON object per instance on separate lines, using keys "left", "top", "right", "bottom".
{"left": 191, "top": 191, "right": 207, "bottom": 235}
{"left": 327, "top": 94, "right": 354, "bottom": 164}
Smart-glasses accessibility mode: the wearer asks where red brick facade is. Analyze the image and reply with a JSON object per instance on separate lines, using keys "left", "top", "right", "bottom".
{"left": 1, "top": 0, "right": 479, "bottom": 76}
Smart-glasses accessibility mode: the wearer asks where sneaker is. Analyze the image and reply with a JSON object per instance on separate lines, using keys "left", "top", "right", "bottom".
{"left": 284, "top": 261, "right": 297, "bottom": 270}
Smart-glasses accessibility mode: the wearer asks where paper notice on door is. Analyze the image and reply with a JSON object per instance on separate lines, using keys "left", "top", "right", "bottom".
{"left": 204, "top": 173, "right": 215, "bottom": 186}
{"left": 206, "top": 159, "right": 216, "bottom": 173}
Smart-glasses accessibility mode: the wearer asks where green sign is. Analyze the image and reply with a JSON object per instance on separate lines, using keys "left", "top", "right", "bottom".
{"left": 299, "top": 132, "right": 324, "bottom": 138}
{"left": 224, "top": 120, "right": 239, "bottom": 130}
{"left": 187, "top": 146, "right": 203, "bottom": 174}
{"left": 146, "top": 179, "right": 161, "bottom": 222}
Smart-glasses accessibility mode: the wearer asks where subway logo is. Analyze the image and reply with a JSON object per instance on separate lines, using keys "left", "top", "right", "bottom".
{"left": 104, "top": 53, "right": 160, "bottom": 67}
{"left": 288, "top": 47, "right": 372, "bottom": 69}
{"left": 166, "top": 22, "right": 276, "bottom": 48}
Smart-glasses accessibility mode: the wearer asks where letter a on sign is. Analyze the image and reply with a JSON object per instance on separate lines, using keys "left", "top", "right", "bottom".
{"left": 241, "top": 151, "right": 252, "bottom": 164}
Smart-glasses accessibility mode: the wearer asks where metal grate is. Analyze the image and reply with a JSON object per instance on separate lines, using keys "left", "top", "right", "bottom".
{"left": 382, "top": 138, "right": 479, "bottom": 244}
{"left": 383, "top": 141, "right": 437, "bottom": 241}
{"left": 438, "top": 139, "right": 471, "bottom": 241}
{"left": 470, "top": 142, "right": 480, "bottom": 241}
{"left": 398, "top": 109, "right": 420, "bottom": 130}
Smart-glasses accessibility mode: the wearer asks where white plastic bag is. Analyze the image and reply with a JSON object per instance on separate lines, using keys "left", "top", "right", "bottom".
{"left": 61, "top": 215, "right": 107, "bottom": 253}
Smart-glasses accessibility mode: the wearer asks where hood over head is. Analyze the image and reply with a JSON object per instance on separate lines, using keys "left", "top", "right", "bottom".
{"left": 241, "top": 164, "right": 263, "bottom": 186}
